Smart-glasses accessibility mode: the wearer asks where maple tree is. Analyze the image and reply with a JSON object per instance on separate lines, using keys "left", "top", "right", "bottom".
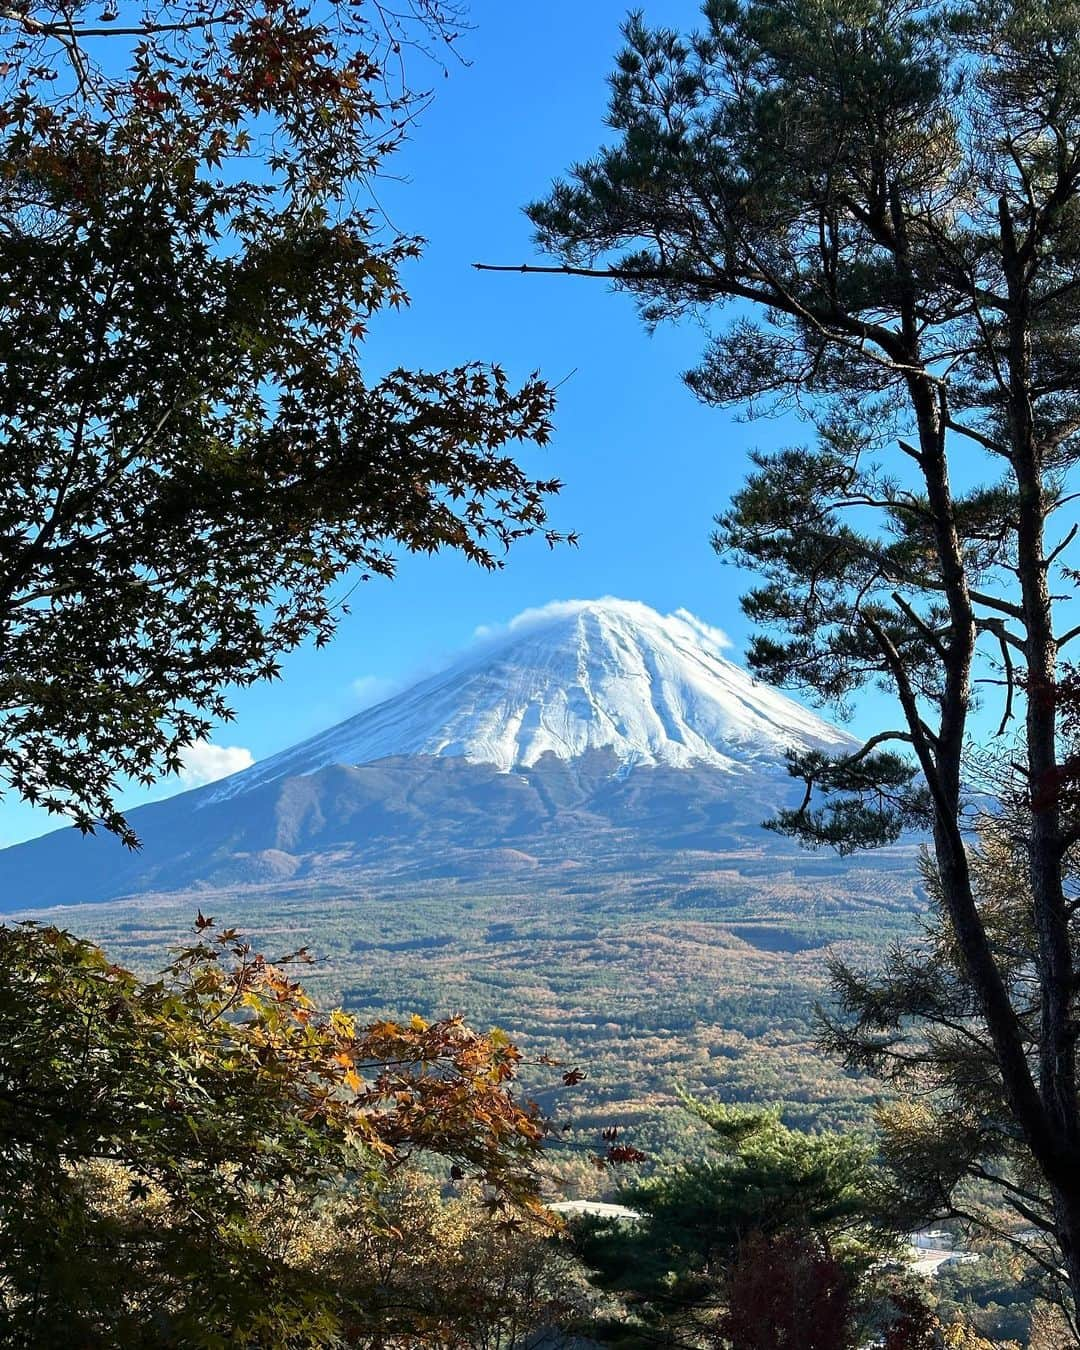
{"left": 0, "top": 916, "right": 552, "bottom": 1345}
{"left": 0, "top": 1, "right": 565, "bottom": 842}
{"left": 300, "top": 1169, "right": 603, "bottom": 1346}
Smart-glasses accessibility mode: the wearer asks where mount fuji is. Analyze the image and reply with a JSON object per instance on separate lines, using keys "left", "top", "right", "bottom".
{"left": 211, "top": 599, "right": 852, "bottom": 797}
{"left": 0, "top": 599, "right": 859, "bottom": 910}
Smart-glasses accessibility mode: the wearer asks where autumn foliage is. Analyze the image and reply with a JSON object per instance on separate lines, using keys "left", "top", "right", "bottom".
{"left": 0, "top": 2, "right": 565, "bottom": 843}
{"left": 0, "top": 917, "right": 549, "bottom": 1345}
{"left": 714, "top": 1231, "right": 858, "bottom": 1350}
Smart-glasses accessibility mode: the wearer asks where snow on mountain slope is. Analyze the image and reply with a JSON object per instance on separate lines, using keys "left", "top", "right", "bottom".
{"left": 209, "top": 599, "right": 855, "bottom": 801}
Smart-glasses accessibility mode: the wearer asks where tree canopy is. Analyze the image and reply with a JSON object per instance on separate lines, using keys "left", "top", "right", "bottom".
{"left": 522, "top": 0, "right": 1080, "bottom": 1325}
{"left": 575, "top": 1102, "right": 896, "bottom": 1346}
{"left": 0, "top": 917, "right": 550, "bottom": 1345}
{"left": 0, "top": 0, "right": 565, "bottom": 842}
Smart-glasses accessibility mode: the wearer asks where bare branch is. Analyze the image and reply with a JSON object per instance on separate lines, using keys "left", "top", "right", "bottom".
{"left": 1046, "top": 523, "right": 1078, "bottom": 569}
{"left": 945, "top": 418, "right": 1008, "bottom": 455}
{"left": 891, "top": 590, "right": 949, "bottom": 661}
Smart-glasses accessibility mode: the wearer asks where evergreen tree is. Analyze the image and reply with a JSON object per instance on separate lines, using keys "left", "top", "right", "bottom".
{"left": 575, "top": 1103, "right": 895, "bottom": 1346}
{"left": 823, "top": 810, "right": 1077, "bottom": 1325}
{"left": 517, "top": 0, "right": 1080, "bottom": 1326}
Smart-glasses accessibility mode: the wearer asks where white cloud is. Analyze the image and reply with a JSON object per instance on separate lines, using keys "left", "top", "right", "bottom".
{"left": 670, "top": 608, "right": 733, "bottom": 654}
{"left": 473, "top": 597, "right": 733, "bottom": 653}
{"left": 178, "top": 740, "right": 255, "bottom": 788}
{"left": 350, "top": 674, "right": 397, "bottom": 709}
{"left": 473, "top": 597, "right": 611, "bottom": 643}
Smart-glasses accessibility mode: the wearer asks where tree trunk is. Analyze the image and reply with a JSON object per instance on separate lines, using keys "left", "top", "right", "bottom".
{"left": 1002, "top": 197, "right": 1080, "bottom": 1321}
{"left": 912, "top": 375, "right": 1080, "bottom": 1318}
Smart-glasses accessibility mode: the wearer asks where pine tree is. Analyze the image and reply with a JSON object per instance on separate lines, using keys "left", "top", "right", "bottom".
{"left": 514, "top": 0, "right": 1080, "bottom": 1326}
{"left": 575, "top": 1103, "right": 894, "bottom": 1346}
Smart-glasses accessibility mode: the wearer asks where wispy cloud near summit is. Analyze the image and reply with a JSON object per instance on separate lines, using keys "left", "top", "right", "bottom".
{"left": 474, "top": 597, "right": 733, "bottom": 654}
{"left": 178, "top": 740, "right": 254, "bottom": 788}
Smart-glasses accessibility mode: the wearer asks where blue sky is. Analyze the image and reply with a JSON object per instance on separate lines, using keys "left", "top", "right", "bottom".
{"left": 0, "top": 0, "right": 1025, "bottom": 845}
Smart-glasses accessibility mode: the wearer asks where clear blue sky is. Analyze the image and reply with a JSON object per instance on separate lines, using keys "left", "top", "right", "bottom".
{"left": 0, "top": 1, "right": 1018, "bottom": 845}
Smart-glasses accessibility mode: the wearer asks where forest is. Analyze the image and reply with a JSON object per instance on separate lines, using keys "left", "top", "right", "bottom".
{"left": 4, "top": 0, "right": 1080, "bottom": 1346}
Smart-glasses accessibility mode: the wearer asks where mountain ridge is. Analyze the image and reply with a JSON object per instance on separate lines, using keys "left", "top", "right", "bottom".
{"left": 0, "top": 751, "right": 825, "bottom": 909}
{"left": 0, "top": 599, "right": 860, "bottom": 910}
{"left": 208, "top": 598, "right": 853, "bottom": 803}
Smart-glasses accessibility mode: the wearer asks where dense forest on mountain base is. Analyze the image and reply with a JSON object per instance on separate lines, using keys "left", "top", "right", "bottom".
{"left": 27, "top": 844, "right": 920, "bottom": 1166}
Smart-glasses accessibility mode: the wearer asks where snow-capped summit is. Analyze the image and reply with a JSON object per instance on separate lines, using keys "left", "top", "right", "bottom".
{"left": 0, "top": 599, "right": 872, "bottom": 909}
{"left": 210, "top": 599, "right": 853, "bottom": 801}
